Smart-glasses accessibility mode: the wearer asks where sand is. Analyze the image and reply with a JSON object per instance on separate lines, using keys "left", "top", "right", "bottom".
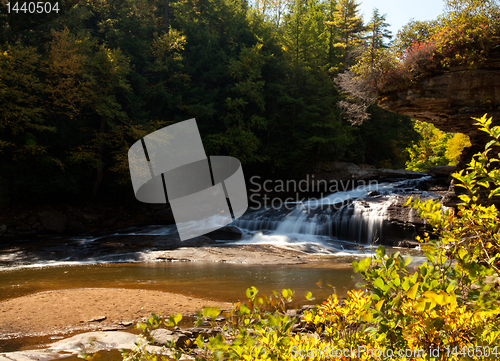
{"left": 0, "top": 288, "right": 232, "bottom": 338}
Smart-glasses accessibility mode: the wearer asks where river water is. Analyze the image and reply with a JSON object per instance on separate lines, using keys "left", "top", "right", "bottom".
{"left": 0, "top": 177, "right": 434, "bottom": 297}
{"left": 0, "top": 176, "right": 433, "bottom": 350}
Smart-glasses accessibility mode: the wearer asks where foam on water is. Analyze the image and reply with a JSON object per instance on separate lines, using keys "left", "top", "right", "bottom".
{"left": 231, "top": 176, "right": 433, "bottom": 250}
{"left": 0, "top": 177, "right": 433, "bottom": 270}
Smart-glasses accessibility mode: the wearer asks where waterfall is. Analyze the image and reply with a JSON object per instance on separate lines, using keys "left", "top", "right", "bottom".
{"left": 231, "top": 177, "right": 432, "bottom": 250}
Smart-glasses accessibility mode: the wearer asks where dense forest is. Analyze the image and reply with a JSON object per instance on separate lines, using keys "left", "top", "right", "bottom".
{"left": 0, "top": 0, "right": 450, "bottom": 205}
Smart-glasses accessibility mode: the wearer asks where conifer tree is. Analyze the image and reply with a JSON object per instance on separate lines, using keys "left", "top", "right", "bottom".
{"left": 326, "top": 0, "right": 363, "bottom": 70}
{"left": 365, "top": 8, "right": 392, "bottom": 52}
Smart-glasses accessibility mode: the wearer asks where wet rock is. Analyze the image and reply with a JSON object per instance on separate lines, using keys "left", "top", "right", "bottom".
{"left": 286, "top": 309, "right": 297, "bottom": 317}
{"left": 150, "top": 329, "right": 176, "bottom": 345}
{"left": 396, "top": 239, "right": 420, "bottom": 248}
{"left": 151, "top": 328, "right": 173, "bottom": 337}
{"left": 0, "top": 349, "right": 65, "bottom": 361}
{"left": 150, "top": 329, "right": 190, "bottom": 348}
{"left": 153, "top": 234, "right": 215, "bottom": 250}
{"left": 186, "top": 327, "right": 219, "bottom": 338}
{"left": 427, "top": 165, "right": 457, "bottom": 177}
{"left": 183, "top": 236, "right": 213, "bottom": 247}
{"left": 102, "top": 326, "right": 125, "bottom": 331}
{"left": 49, "top": 331, "right": 138, "bottom": 352}
{"left": 206, "top": 226, "right": 242, "bottom": 241}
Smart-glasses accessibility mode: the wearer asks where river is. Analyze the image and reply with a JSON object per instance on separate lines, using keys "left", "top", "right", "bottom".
{"left": 0, "top": 176, "right": 433, "bottom": 351}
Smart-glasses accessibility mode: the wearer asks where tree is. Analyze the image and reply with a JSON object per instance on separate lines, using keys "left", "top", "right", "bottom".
{"left": 405, "top": 120, "right": 455, "bottom": 171}
{"left": 208, "top": 44, "right": 268, "bottom": 164}
{"left": 326, "top": 0, "right": 363, "bottom": 70}
{"left": 253, "top": 0, "right": 287, "bottom": 26}
{"left": 281, "top": 0, "right": 331, "bottom": 70}
{"left": 43, "top": 29, "right": 133, "bottom": 199}
{"left": 364, "top": 8, "right": 392, "bottom": 52}
{"left": 349, "top": 8, "right": 393, "bottom": 92}
{"left": 394, "top": 19, "right": 439, "bottom": 54}
{"left": 443, "top": 0, "right": 500, "bottom": 24}
{"left": 0, "top": 45, "right": 58, "bottom": 202}
{"left": 445, "top": 133, "right": 471, "bottom": 165}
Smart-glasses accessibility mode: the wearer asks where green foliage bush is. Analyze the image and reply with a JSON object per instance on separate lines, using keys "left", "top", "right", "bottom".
{"left": 405, "top": 119, "right": 471, "bottom": 172}
{"left": 122, "top": 115, "right": 500, "bottom": 360}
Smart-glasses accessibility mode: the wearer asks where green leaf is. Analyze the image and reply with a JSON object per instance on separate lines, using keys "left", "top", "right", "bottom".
{"left": 202, "top": 307, "right": 221, "bottom": 319}
{"left": 239, "top": 304, "right": 250, "bottom": 314}
{"left": 373, "top": 277, "right": 385, "bottom": 290}
{"left": 407, "top": 283, "right": 419, "bottom": 300}
{"left": 403, "top": 257, "right": 412, "bottom": 267}
{"left": 402, "top": 278, "right": 411, "bottom": 291}
{"left": 195, "top": 335, "right": 204, "bottom": 349}
{"left": 376, "top": 246, "right": 386, "bottom": 258}
{"left": 173, "top": 313, "right": 182, "bottom": 325}
{"left": 457, "top": 248, "right": 468, "bottom": 260}
{"left": 246, "top": 286, "right": 258, "bottom": 299}
{"left": 353, "top": 257, "right": 371, "bottom": 272}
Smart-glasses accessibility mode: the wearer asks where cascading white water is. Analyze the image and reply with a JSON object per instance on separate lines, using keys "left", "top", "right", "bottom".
{"left": 231, "top": 177, "right": 432, "bottom": 251}
{"left": 330, "top": 198, "right": 393, "bottom": 244}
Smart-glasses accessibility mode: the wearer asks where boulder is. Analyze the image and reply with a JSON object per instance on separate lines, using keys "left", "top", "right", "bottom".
{"left": 38, "top": 210, "right": 67, "bottom": 233}
{"left": 150, "top": 329, "right": 190, "bottom": 348}
{"left": 205, "top": 226, "right": 242, "bottom": 241}
{"left": 67, "top": 219, "right": 87, "bottom": 233}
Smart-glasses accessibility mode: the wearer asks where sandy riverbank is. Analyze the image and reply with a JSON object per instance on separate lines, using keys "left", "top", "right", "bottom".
{"left": 0, "top": 288, "right": 232, "bottom": 339}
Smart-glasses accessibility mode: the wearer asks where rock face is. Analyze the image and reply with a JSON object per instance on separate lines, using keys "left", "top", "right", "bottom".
{"left": 378, "top": 54, "right": 500, "bottom": 161}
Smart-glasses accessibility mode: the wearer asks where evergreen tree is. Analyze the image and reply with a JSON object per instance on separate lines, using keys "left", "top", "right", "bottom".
{"left": 326, "top": 0, "right": 363, "bottom": 70}
{"left": 365, "top": 8, "right": 392, "bottom": 52}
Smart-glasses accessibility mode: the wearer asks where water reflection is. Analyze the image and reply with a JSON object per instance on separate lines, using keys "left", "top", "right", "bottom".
{"left": 0, "top": 262, "right": 361, "bottom": 305}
